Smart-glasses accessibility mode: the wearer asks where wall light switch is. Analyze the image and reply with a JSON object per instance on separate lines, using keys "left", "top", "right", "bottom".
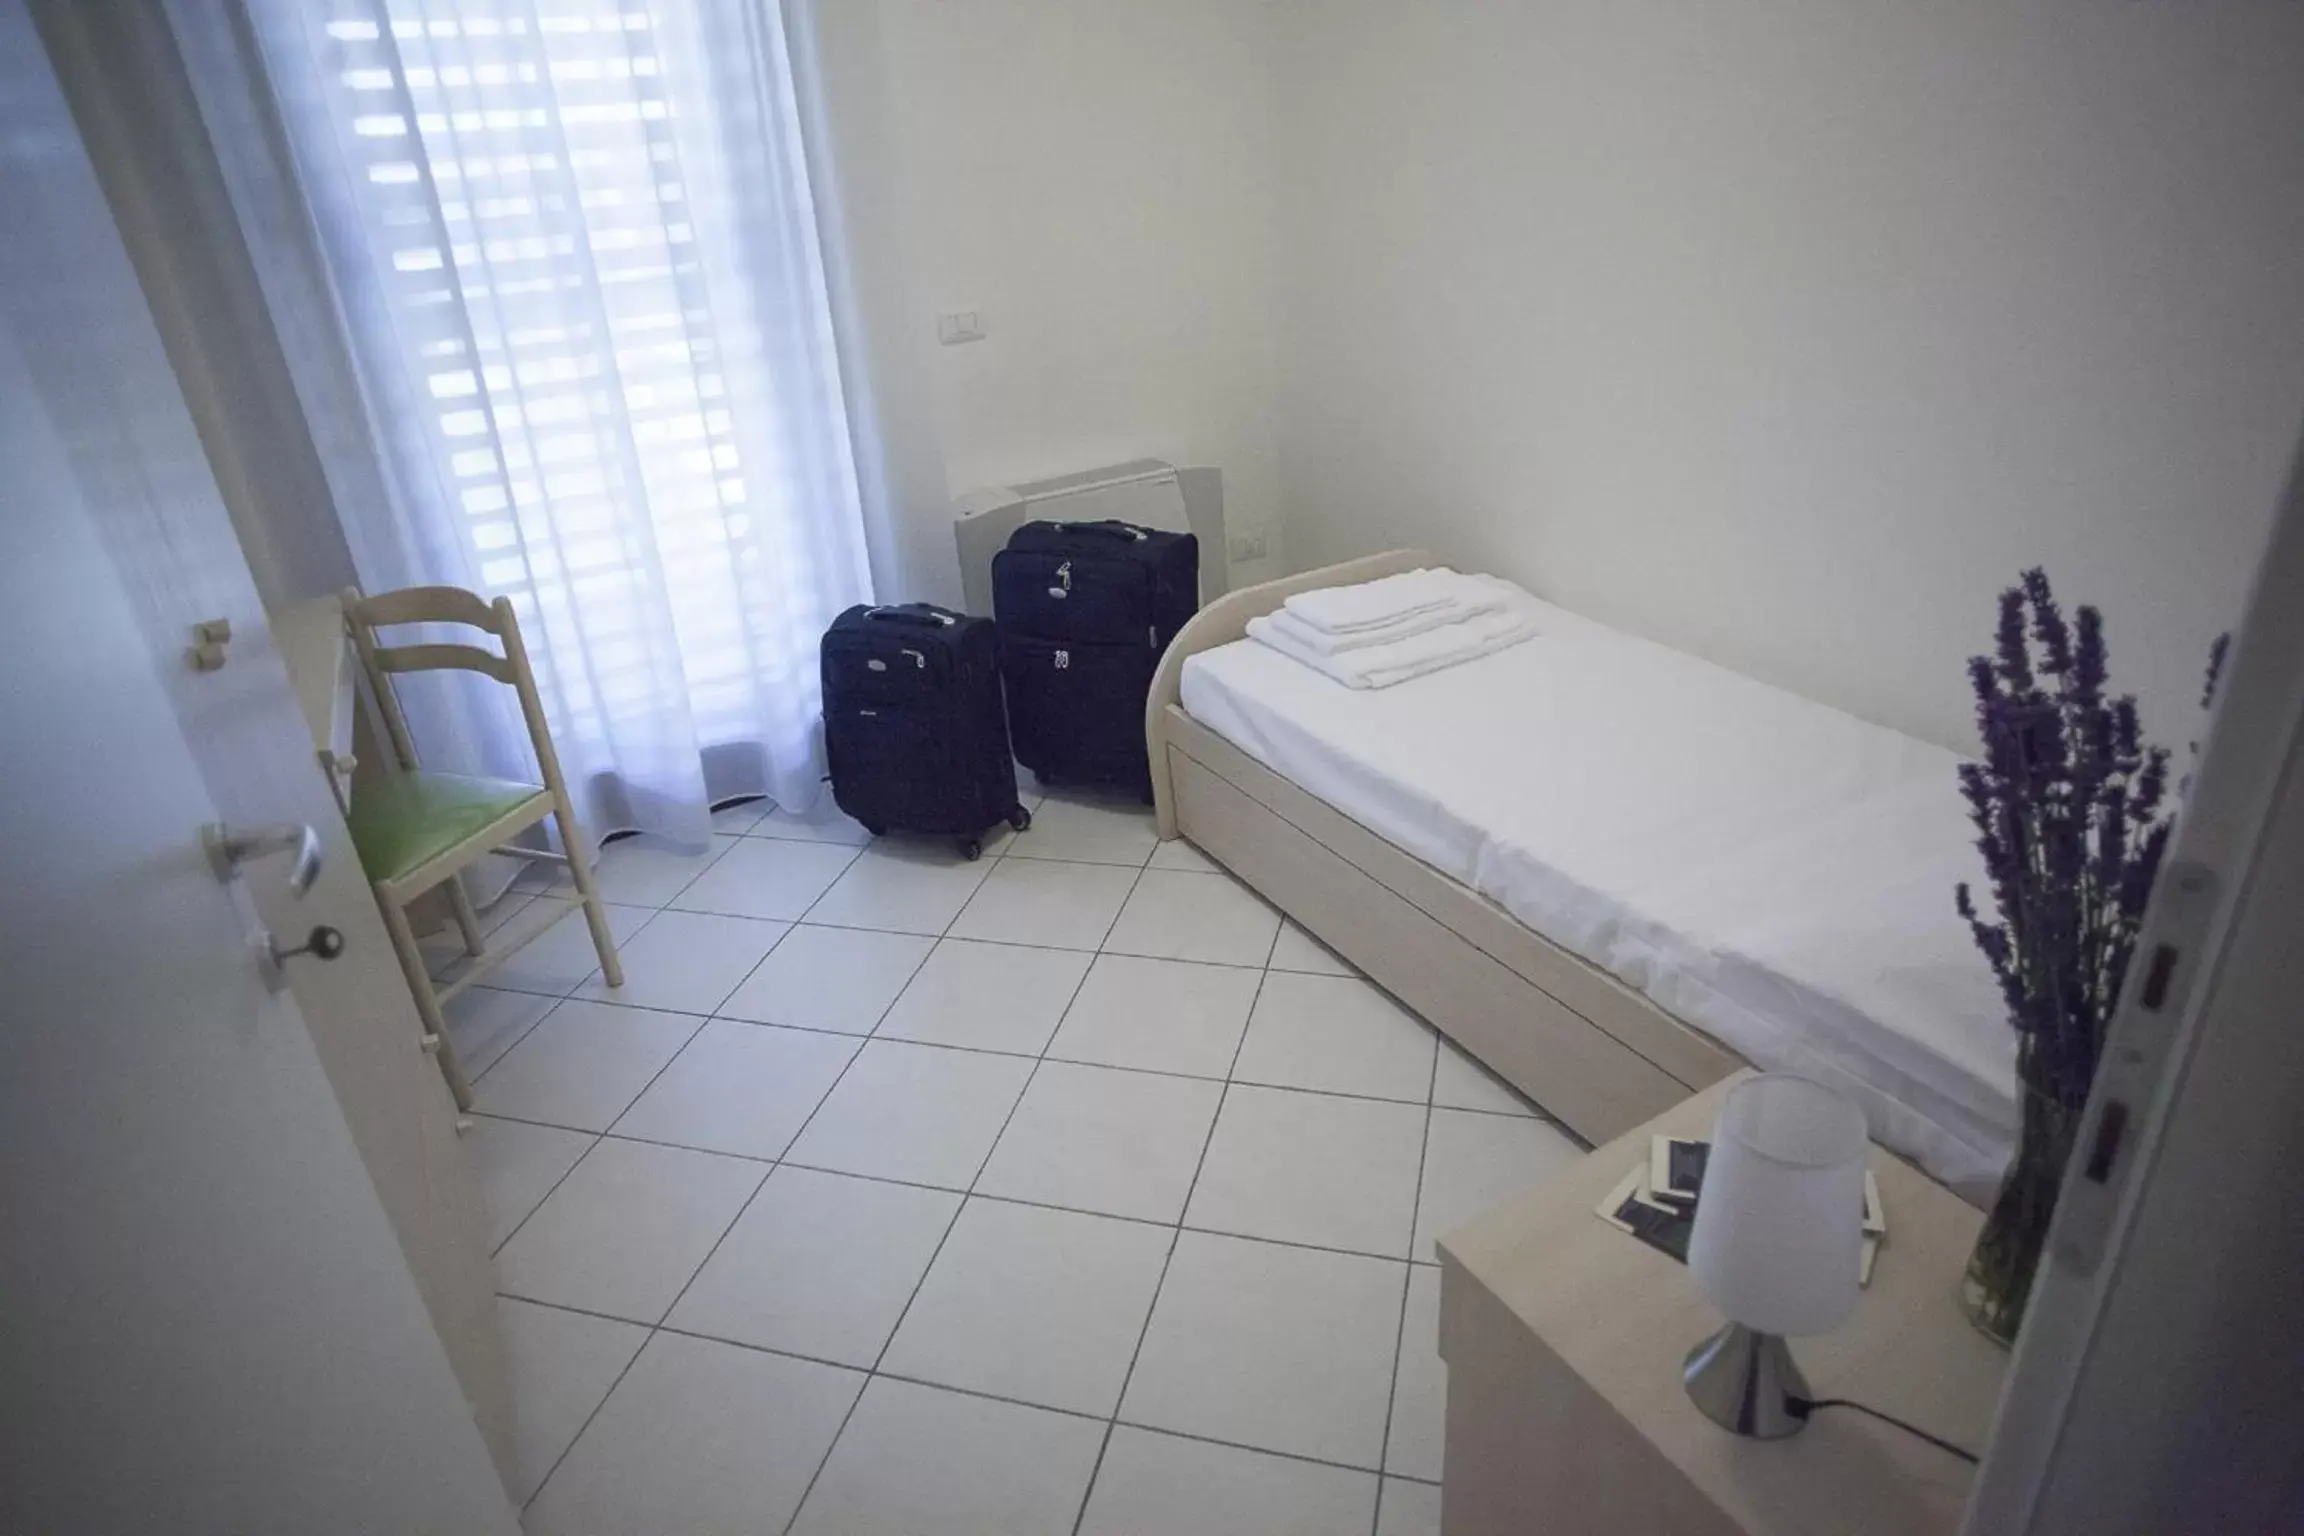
{"left": 1228, "top": 530, "right": 1269, "bottom": 563}
{"left": 937, "top": 311, "right": 985, "bottom": 346}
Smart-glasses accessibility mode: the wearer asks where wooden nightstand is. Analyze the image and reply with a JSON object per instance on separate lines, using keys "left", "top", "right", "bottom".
{"left": 1436, "top": 1072, "right": 2006, "bottom": 1536}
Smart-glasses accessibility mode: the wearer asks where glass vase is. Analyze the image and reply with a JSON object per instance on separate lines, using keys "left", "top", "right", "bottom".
{"left": 1961, "top": 1089, "right": 2081, "bottom": 1347}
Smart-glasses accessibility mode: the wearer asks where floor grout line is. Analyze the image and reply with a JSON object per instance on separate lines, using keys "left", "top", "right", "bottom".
{"left": 485, "top": 1126, "right": 605, "bottom": 1262}
{"left": 1104, "top": 1416, "right": 1405, "bottom": 1481}
{"left": 480, "top": 1118, "right": 1462, "bottom": 1270}
{"left": 503, "top": 1290, "right": 1428, "bottom": 1484}
{"left": 459, "top": 906, "right": 672, "bottom": 1043}
{"left": 652, "top": 830, "right": 748, "bottom": 911}
{"left": 517, "top": 1321, "right": 651, "bottom": 1515}
{"left": 478, "top": 988, "right": 1556, "bottom": 1123}
{"left": 458, "top": 996, "right": 568, "bottom": 1088}
{"left": 1069, "top": 950, "right": 1282, "bottom": 1535}
{"left": 499, "top": 940, "right": 717, "bottom": 1522}
{"left": 1367, "top": 1034, "right": 1444, "bottom": 1531}
{"left": 718, "top": 897, "right": 985, "bottom": 1535}
{"left": 648, "top": 1051, "right": 854, "bottom": 1329}
{"left": 466, "top": 881, "right": 693, "bottom": 1257}
{"left": 922, "top": 864, "right": 1153, "bottom": 1536}
{"left": 779, "top": 1180, "right": 973, "bottom": 1533}
{"left": 487, "top": 1003, "right": 714, "bottom": 1265}
{"left": 517, "top": 877, "right": 933, "bottom": 1524}
{"left": 466, "top": 902, "right": 1398, "bottom": 989}
{"left": 480, "top": 814, "right": 1502, "bottom": 1527}
{"left": 849, "top": 889, "right": 1125, "bottom": 1507}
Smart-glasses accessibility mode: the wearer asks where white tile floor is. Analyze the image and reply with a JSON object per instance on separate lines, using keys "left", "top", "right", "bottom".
{"left": 456, "top": 783, "right": 1585, "bottom": 1535}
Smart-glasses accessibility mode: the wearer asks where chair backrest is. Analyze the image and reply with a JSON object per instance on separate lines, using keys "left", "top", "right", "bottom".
{"left": 340, "top": 585, "right": 563, "bottom": 790}
{"left": 344, "top": 585, "right": 516, "bottom": 686}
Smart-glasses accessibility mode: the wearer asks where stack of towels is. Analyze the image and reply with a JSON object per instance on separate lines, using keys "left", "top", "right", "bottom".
{"left": 1246, "top": 568, "right": 1540, "bottom": 688}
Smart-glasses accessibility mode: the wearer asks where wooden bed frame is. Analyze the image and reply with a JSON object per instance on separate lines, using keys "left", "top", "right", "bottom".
{"left": 1145, "top": 550, "right": 1742, "bottom": 1145}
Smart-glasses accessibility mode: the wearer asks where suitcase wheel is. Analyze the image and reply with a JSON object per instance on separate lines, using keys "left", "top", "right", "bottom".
{"left": 959, "top": 836, "right": 984, "bottom": 862}
{"left": 1007, "top": 805, "right": 1033, "bottom": 833}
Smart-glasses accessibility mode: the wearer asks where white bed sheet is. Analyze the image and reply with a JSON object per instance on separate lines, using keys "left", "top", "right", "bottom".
{"left": 1180, "top": 586, "right": 2016, "bottom": 1194}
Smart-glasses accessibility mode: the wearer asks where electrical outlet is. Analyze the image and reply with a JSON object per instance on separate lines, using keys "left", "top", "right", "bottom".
{"left": 1228, "top": 529, "right": 1269, "bottom": 563}
{"left": 936, "top": 311, "right": 985, "bottom": 346}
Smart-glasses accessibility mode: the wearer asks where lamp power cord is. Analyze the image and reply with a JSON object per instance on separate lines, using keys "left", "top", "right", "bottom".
{"left": 1788, "top": 1397, "right": 1981, "bottom": 1465}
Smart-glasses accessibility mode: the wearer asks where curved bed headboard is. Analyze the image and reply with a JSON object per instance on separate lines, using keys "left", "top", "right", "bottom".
{"left": 1146, "top": 548, "right": 1436, "bottom": 839}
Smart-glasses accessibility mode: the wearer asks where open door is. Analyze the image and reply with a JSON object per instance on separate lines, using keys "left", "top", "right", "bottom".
{"left": 1965, "top": 427, "right": 2304, "bottom": 1533}
{"left": 8, "top": 0, "right": 512, "bottom": 1474}
{"left": 0, "top": 218, "right": 516, "bottom": 1536}
{"left": 0, "top": 3, "right": 517, "bottom": 1526}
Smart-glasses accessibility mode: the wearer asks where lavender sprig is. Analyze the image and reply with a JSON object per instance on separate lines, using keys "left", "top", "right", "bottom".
{"left": 1956, "top": 569, "right": 2224, "bottom": 1120}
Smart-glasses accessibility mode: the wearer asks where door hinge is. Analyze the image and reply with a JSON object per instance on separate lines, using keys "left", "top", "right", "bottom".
{"left": 187, "top": 617, "right": 232, "bottom": 671}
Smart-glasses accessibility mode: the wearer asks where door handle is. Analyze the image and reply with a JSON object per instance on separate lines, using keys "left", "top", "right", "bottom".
{"left": 203, "top": 822, "right": 324, "bottom": 897}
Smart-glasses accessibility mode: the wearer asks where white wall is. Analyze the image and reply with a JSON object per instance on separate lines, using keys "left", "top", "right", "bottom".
{"left": 1271, "top": 0, "right": 2304, "bottom": 750}
{"left": 806, "top": 0, "right": 1282, "bottom": 607}
{"left": 792, "top": 0, "right": 961, "bottom": 608}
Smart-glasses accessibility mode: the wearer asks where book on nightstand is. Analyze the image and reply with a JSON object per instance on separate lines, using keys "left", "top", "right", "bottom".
{"left": 1596, "top": 1135, "right": 1885, "bottom": 1283}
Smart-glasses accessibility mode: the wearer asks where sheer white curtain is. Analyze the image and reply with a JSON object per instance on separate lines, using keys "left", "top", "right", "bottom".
{"left": 186, "top": 0, "right": 873, "bottom": 845}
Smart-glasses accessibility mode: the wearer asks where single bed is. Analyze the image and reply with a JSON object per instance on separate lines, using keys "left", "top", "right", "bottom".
{"left": 1147, "top": 551, "right": 2014, "bottom": 1197}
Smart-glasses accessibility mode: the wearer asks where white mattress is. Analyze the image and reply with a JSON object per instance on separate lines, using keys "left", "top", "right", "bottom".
{"left": 1181, "top": 586, "right": 2016, "bottom": 1194}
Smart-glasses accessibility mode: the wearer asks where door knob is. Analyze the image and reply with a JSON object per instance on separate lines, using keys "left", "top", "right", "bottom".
{"left": 204, "top": 822, "right": 324, "bottom": 897}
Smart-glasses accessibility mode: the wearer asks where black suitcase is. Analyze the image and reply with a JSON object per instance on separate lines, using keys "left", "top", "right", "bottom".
{"left": 992, "top": 519, "right": 1199, "bottom": 795}
{"left": 821, "top": 603, "right": 1030, "bottom": 860}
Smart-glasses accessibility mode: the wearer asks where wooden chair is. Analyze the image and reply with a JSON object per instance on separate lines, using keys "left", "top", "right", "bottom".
{"left": 338, "top": 585, "right": 623, "bottom": 1110}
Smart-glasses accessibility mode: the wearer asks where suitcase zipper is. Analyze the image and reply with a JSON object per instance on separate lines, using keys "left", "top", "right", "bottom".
{"left": 1047, "top": 560, "right": 1072, "bottom": 600}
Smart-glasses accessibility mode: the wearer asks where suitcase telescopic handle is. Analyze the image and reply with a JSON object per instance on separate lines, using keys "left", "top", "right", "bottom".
{"left": 1049, "top": 520, "right": 1149, "bottom": 542}
{"left": 866, "top": 605, "right": 959, "bottom": 626}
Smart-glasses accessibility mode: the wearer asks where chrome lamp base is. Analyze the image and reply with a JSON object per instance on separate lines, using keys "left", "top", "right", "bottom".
{"left": 1683, "top": 1321, "right": 1812, "bottom": 1439}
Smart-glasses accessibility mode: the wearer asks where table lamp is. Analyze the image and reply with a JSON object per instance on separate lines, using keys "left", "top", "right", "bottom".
{"left": 1683, "top": 1073, "right": 1869, "bottom": 1438}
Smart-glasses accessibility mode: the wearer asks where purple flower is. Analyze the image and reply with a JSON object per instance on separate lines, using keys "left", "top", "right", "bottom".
{"left": 2023, "top": 568, "right": 2074, "bottom": 679}
{"left": 1967, "top": 655, "right": 1998, "bottom": 713}
{"left": 2112, "top": 697, "right": 2142, "bottom": 762}
{"left": 1994, "top": 589, "right": 2035, "bottom": 693}
{"left": 2131, "top": 748, "right": 2168, "bottom": 827}
{"left": 2073, "top": 606, "right": 2107, "bottom": 703}
{"left": 1956, "top": 571, "right": 2221, "bottom": 1120}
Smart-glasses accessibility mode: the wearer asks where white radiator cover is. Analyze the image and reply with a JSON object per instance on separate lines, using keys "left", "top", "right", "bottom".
{"left": 952, "top": 459, "right": 1226, "bottom": 617}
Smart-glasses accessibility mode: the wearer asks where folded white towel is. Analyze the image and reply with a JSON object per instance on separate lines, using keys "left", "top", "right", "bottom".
{"left": 1262, "top": 603, "right": 1500, "bottom": 656}
{"left": 1282, "top": 568, "right": 1497, "bottom": 634}
{"left": 1248, "top": 602, "right": 1540, "bottom": 689}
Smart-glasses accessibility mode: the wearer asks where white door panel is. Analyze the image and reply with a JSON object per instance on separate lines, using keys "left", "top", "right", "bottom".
{"left": 7, "top": 0, "right": 510, "bottom": 1464}
{"left": 0, "top": 260, "right": 516, "bottom": 1532}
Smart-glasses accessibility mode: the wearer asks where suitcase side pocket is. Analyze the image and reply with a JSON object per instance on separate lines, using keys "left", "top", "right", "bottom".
{"left": 993, "top": 550, "right": 1157, "bottom": 645}
{"left": 825, "top": 700, "right": 949, "bottom": 832}
{"left": 998, "top": 634, "right": 1154, "bottom": 786}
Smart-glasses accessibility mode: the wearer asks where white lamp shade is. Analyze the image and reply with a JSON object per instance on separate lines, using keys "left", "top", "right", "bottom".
{"left": 1687, "top": 1075, "right": 1868, "bottom": 1337}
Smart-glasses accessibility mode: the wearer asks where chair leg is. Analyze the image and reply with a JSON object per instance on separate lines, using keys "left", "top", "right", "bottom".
{"left": 445, "top": 874, "right": 487, "bottom": 959}
{"left": 556, "top": 798, "right": 623, "bottom": 989}
{"left": 379, "top": 891, "right": 476, "bottom": 1112}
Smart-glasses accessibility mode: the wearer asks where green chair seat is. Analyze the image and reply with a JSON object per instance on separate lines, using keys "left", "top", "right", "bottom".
{"left": 347, "top": 770, "right": 547, "bottom": 886}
